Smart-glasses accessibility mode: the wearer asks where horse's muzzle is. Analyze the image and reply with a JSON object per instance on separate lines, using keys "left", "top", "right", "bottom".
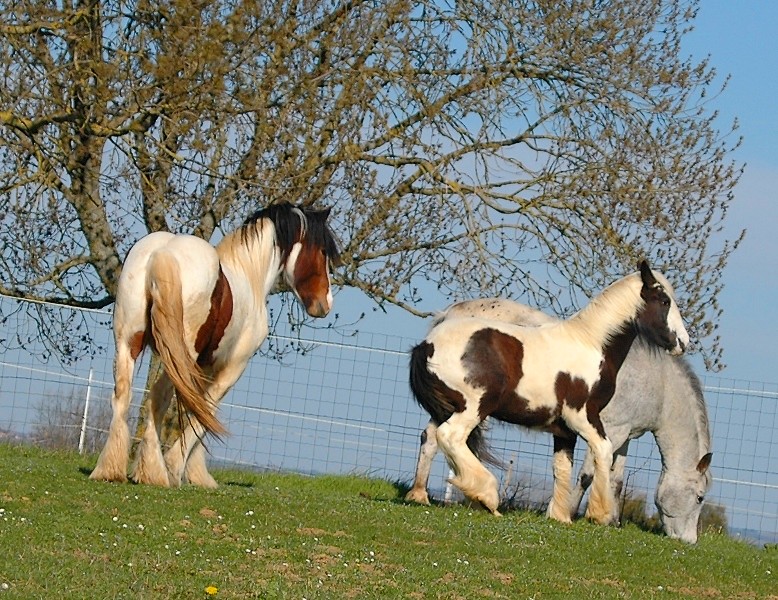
{"left": 305, "top": 299, "right": 330, "bottom": 318}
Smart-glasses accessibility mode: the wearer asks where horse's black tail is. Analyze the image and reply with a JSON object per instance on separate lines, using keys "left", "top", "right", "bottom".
{"left": 409, "top": 341, "right": 501, "bottom": 467}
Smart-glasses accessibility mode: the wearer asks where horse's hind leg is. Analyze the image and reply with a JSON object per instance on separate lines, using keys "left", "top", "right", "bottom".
{"left": 405, "top": 421, "right": 438, "bottom": 505}
{"left": 165, "top": 361, "right": 245, "bottom": 487}
{"left": 437, "top": 414, "right": 500, "bottom": 515}
{"left": 165, "top": 419, "right": 216, "bottom": 488}
{"left": 131, "top": 369, "right": 174, "bottom": 487}
{"left": 90, "top": 342, "right": 136, "bottom": 482}
{"left": 184, "top": 440, "right": 218, "bottom": 489}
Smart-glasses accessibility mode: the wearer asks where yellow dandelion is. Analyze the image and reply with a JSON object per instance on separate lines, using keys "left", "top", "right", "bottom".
{"left": 205, "top": 585, "right": 218, "bottom": 596}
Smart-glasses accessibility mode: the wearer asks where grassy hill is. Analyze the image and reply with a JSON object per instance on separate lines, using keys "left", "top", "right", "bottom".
{"left": 0, "top": 443, "right": 775, "bottom": 599}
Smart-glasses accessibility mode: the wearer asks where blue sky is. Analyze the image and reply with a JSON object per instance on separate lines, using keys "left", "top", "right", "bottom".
{"left": 341, "top": 2, "right": 778, "bottom": 384}
{"left": 681, "top": 1, "right": 778, "bottom": 382}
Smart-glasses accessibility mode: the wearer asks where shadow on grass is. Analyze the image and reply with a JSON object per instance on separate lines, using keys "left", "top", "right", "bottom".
{"left": 223, "top": 480, "right": 254, "bottom": 488}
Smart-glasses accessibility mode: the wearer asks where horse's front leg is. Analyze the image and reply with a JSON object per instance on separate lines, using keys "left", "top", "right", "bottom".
{"left": 572, "top": 439, "right": 629, "bottom": 523}
{"left": 405, "top": 420, "right": 438, "bottom": 505}
{"left": 609, "top": 441, "right": 630, "bottom": 523}
{"left": 131, "top": 370, "right": 174, "bottom": 487}
{"left": 90, "top": 343, "right": 136, "bottom": 483}
{"left": 583, "top": 433, "right": 615, "bottom": 525}
{"left": 546, "top": 433, "right": 576, "bottom": 524}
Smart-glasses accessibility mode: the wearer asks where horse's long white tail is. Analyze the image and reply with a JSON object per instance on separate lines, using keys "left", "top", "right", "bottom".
{"left": 147, "top": 251, "right": 225, "bottom": 437}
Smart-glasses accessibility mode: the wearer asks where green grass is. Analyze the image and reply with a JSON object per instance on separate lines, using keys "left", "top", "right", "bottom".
{"left": 0, "top": 444, "right": 775, "bottom": 599}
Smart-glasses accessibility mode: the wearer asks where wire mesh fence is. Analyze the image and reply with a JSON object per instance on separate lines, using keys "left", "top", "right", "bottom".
{"left": 0, "top": 295, "right": 776, "bottom": 545}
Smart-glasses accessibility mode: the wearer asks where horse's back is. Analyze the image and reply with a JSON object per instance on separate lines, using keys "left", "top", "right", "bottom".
{"left": 429, "top": 299, "right": 688, "bottom": 433}
{"left": 436, "top": 298, "right": 557, "bottom": 328}
{"left": 425, "top": 315, "right": 603, "bottom": 407}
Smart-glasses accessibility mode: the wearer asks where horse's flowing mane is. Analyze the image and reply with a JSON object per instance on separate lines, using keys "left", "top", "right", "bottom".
{"left": 239, "top": 202, "right": 341, "bottom": 264}
{"left": 676, "top": 356, "right": 712, "bottom": 454}
{"left": 215, "top": 202, "right": 340, "bottom": 284}
{"left": 566, "top": 272, "right": 645, "bottom": 347}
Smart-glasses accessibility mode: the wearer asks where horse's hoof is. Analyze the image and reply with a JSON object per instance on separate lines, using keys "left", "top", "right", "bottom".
{"left": 89, "top": 470, "right": 128, "bottom": 483}
{"left": 476, "top": 494, "right": 500, "bottom": 515}
{"left": 584, "top": 510, "right": 614, "bottom": 526}
{"left": 547, "top": 503, "right": 573, "bottom": 524}
{"left": 131, "top": 470, "right": 172, "bottom": 488}
{"left": 404, "top": 488, "right": 431, "bottom": 505}
{"left": 188, "top": 476, "right": 218, "bottom": 490}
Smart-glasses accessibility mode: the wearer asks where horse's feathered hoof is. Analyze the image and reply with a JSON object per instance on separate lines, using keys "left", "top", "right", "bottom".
{"left": 475, "top": 492, "right": 500, "bottom": 515}
{"left": 584, "top": 509, "right": 615, "bottom": 526}
{"left": 89, "top": 469, "right": 128, "bottom": 484}
{"left": 404, "top": 488, "right": 431, "bottom": 505}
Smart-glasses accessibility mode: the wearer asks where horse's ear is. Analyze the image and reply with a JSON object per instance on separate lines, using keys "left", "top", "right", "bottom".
{"left": 321, "top": 206, "right": 332, "bottom": 219}
{"left": 697, "top": 452, "right": 713, "bottom": 473}
{"left": 638, "top": 259, "right": 656, "bottom": 287}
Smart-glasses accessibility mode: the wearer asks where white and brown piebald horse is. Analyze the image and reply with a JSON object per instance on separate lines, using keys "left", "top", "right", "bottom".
{"left": 90, "top": 202, "right": 340, "bottom": 488}
{"left": 406, "top": 298, "right": 712, "bottom": 542}
{"left": 409, "top": 261, "right": 689, "bottom": 525}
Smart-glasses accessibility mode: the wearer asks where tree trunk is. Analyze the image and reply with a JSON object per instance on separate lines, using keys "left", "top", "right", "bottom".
{"left": 131, "top": 354, "right": 181, "bottom": 457}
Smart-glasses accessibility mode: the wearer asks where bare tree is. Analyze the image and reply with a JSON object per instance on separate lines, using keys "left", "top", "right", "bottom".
{"left": 0, "top": 0, "right": 742, "bottom": 370}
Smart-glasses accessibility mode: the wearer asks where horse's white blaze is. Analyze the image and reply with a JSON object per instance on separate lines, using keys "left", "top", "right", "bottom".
{"left": 324, "top": 271, "right": 333, "bottom": 312}
{"left": 667, "top": 306, "right": 689, "bottom": 354}
{"left": 283, "top": 242, "right": 303, "bottom": 287}
{"left": 650, "top": 270, "right": 689, "bottom": 355}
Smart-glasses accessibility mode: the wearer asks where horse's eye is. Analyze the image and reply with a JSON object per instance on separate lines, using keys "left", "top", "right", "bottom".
{"left": 696, "top": 495, "right": 704, "bottom": 504}
{"left": 662, "top": 298, "right": 671, "bottom": 307}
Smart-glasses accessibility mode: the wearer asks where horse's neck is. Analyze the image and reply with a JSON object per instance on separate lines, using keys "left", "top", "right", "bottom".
{"left": 604, "top": 328, "right": 640, "bottom": 373}
{"left": 216, "top": 220, "right": 283, "bottom": 307}
{"left": 654, "top": 359, "right": 710, "bottom": 470}
{"left": 566, "top": 274, "right": 642, "bottom": 351}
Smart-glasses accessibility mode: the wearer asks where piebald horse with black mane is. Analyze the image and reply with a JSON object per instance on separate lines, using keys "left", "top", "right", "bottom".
{"left": 409, "top": 261, "right": 689, "bottom": 525}
{"left": 90, "top": 202, "right": 340, "bottom": 487}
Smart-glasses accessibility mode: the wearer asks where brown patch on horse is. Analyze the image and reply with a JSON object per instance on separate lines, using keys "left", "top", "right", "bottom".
{"left": 462, "top": 328, "right": 554, "bottom": 427}
{"left": 554, "top": 371, "right": 609, "bottom": 439}
{"left": 586, "top": 327, "right": 641, "bottom": 438}
{"left": 554, "top": 372, "right": 590, "bottom": 411}
{"left": 128, "top": 330, "right": 146, "bottom": 360}
{"left": 195, "top": 266, "right": 234, "bottom": 366}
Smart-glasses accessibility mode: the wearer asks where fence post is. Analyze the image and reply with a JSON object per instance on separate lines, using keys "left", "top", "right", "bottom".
{"left": 78, "top": 368, "right": 93, "bottom": 454}
{"left": 444, "top": 468, "right": 455, "bottom": 504}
